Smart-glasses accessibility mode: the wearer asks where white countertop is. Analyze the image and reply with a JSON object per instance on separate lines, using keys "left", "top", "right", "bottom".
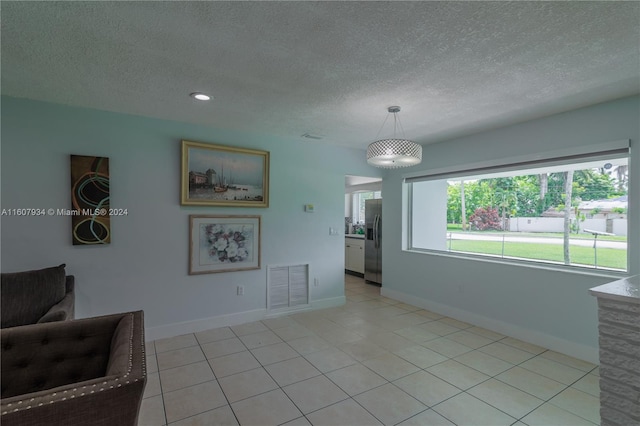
{"left": 590, "top": 275, "right": 640, "bottom": 305}
{"left": 345, "top": 234, "right": 365, "bottom": 239}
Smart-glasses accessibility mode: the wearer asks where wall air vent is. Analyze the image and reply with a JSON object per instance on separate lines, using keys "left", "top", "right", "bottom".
{"left": 301, "top": 133, "right": 323, "bottom": 140}
{"left": 267, "top": 264, "right": 310, "bottom": 313}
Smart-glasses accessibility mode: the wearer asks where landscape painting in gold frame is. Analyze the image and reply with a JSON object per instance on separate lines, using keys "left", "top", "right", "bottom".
{"left": 181, "top": 140, "right": 269, "bottom": 207}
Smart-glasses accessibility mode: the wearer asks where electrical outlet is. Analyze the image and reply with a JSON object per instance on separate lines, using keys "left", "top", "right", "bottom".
{"left": 314, "top": 278, "right": 319, "bottom": 287}
{"left": 237, "top": 285, "right": 244, "bottom": 296}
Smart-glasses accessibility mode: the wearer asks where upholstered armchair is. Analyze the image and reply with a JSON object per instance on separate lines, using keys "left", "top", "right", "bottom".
{"left": 1, "top": 264, "right": 75, "bottom": 328}
{"left": 1, "top": 310, "right": 147, "bottom": 426}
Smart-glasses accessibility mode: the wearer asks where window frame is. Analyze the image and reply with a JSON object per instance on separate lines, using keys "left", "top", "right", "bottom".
{"left": 403, "top": 140, "right": 631, "bottom": 277}
{"left": 352, "top": 190, "right": 381, "bottom": 224}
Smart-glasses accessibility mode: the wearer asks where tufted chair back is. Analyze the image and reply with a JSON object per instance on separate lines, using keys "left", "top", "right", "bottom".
{"left": 1, "top": 315, "right": 123, "bottom": 398}
{"left": 0, "top": 311, "right": 146, "bottom": 426}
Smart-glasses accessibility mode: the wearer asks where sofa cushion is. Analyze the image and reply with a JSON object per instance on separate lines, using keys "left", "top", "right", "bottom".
{"left": 1, "top": 264, "right": 67, "bottom": 328}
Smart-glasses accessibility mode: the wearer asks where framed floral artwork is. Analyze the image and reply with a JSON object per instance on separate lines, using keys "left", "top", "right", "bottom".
{"left": 189, "top": 215, "right": 261, "bottom": 274}
{"left": 181, "top": 140, "right": 270, "bottom": 207}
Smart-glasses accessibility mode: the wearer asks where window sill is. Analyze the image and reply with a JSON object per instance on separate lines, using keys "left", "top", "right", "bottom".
{"left": 404, "top": 247, "right": 629, "bottom": 280}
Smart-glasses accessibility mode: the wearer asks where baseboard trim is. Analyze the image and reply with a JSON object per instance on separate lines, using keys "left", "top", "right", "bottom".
{"left": 264, "top": 296, "right": 346, "bottom": 319}
{"left": 145, "top": 309, "right": 266, "bottom": 342}
{"left": 145, "top": 295, "right": 346, "bottom": 341}
{"left": 381, "top": 287, "right": 599, "bottom": 364}
{"left": 312, "top": 295, "right": 346, "bottom": 310}
{"left": 345, "top": 269, "right": 364, "bottom": 278}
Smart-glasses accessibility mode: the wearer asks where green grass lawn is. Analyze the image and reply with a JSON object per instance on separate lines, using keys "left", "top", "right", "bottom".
{"left": 446, "top": 225, "right": 627, "bottom": 242}
{"left": 477, "top": 231, "right": 627, "bottom": 242}
{"left": 448, "top": 240, "right": 627, "bottom": 271}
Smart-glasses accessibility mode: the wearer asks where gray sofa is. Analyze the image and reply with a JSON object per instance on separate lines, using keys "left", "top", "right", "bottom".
{"left": 1, "top": 310, "right": 147, "bottom": 426}
{"left": 1, "top": 264, "right": 75, "bottom": 328}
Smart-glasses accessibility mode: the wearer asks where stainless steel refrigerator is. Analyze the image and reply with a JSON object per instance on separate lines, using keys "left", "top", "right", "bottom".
{"left": 364, "top": 199, "right": 382, "bottom": 284}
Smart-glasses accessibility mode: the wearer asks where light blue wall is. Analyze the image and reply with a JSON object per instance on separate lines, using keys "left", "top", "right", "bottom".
{"left": 3, "top": 95, "right": 637, "bottom": 360}
{"left": 383, "top": 96, "right": 639, "bottom": 362}
{"left": 0, "top": 96, "right": 381, "bottom": 338}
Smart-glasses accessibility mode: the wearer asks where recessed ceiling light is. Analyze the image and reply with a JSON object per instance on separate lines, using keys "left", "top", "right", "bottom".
{"left": 190, "top": 92, "right": 211, "bottom": 101}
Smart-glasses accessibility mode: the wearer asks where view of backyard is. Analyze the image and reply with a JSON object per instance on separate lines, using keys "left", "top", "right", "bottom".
{"left": 442, "top": 158, "right": 629, "bottom": 272}
{"left": 445, "top": 228, "right": 627, "bottom": 271}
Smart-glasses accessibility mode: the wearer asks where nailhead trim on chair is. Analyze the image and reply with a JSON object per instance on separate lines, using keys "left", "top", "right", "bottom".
{"left": 1, "top": 312, "right": 145, "bottom": 415}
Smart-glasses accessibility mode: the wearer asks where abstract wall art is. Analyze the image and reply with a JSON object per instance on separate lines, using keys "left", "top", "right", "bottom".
{"left": 70, "top": 155, "right": 110, "bottom": 245}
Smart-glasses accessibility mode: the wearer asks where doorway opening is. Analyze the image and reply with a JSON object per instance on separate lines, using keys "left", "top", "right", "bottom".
{"left": 345, "top": 175, "right": 382, "bottom": 285}
{"left": 345, "top": 175, "right": 382, "bottom": 233}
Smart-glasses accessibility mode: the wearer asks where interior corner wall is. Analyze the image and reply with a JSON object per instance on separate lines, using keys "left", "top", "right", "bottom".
{"left": 0, "top": 96, "right": 380, "bottom": 339}
{"left": 382, "top": 95, "right": 640, "bottom": 363}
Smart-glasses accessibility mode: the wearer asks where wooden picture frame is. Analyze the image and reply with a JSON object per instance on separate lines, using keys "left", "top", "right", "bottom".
{"left": 189, "top": 215, "right": 261, "bottom": 274}
{"left": 181, "top": 140, "right": 269, "bottom": 207}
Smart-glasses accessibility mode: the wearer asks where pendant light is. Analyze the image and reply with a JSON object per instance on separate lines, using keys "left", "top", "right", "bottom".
{"left": 367, "top": 106, "right": 422, "bottom": 168}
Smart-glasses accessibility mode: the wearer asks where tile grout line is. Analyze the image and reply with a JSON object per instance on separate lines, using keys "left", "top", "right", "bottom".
{"left": 201, "top": 335, "right": 243, "bottom": 426}
{"left": 153, "top": 343, "right": 169, "bottom": 426}
{"left": 231, "top": 319, "right": 320, "bottom": 424}
{"left": 219, "top": 318, "right": 414, "bottom": 425}
{"left": 149, "top": 277, "right": 599, "bottom": 426}
{"left": 275, "top": 303, "right": 513, "bottom": 424}
{"left": 442, "top": 345, "right": 598, "bottom": 425}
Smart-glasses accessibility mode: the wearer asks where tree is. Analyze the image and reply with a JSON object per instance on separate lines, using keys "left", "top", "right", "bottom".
{"left": 469, "top": 207, "right": 502, "bottom": 231}
{"left": 573, "top": 169, "right": 620, "bottom": 200}
{"left": 538, "top": 173, "right": 548, "bottom": 214}
{"left": 563, "top": 171, "right": 574, "bottom": 265}
{"left": 513, "top": 176, "right": 539, "bottom": 217}
{"left": 539, "top": 173, "right": 548, "bottom": 200}
{"left": 447, "top": 183, "right": 462, "bottom": 224}
{"left": 447, "top": 180, "right": 489, "bottom": 226}
{"left": 615, "top": 165, "right": 628, "bottom": 192}
{"left": 495, "top": 188, "right": 517, "bottom": 230}
{"left": 460, "top": 180, "right": 467, "bottom": 231}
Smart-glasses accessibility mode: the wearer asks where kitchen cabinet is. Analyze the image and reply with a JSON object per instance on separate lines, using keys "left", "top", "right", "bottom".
{"left": 345, "top": 237, "right": 365, "bottom": 274}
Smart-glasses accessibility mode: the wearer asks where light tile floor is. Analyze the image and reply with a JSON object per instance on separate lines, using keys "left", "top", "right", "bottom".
{"left": 139, "top": 274, "right": 600, "bottom": 426}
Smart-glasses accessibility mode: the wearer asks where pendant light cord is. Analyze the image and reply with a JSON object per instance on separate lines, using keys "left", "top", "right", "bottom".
{"left": 374, "top": 113, "right": 391, "bottom": 140}
{"left": 374, "top": 109, "right": 407, "bottom": 140}
{"left": 395, "top": 112, "right": 407, "bottom": 139}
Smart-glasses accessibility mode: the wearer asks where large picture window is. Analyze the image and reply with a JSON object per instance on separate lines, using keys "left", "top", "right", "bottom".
{"left": 406, "top": 146, "right": 629, "bottom": 273}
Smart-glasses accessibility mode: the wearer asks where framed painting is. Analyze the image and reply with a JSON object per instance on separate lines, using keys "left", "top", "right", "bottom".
{"left": 70, "top": 155, "right": 110, "bottom": 245}
{"left": 181, "top": 140, "right": 270, "bottom": 207}
{"left": 189, "top": 215, "right": 261, "bottom": 274}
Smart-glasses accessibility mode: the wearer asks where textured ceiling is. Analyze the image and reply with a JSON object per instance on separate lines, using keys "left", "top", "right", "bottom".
{"left": 2, "top": 1, "right": 639, "bottom": 149}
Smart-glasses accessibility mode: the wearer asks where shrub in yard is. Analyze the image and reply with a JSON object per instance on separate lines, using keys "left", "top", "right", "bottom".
{"left": 469, "top": 207, "right": 502, "bottom": 231}
{"left": 612, "top": 207, "right": 626, "bottom": 214}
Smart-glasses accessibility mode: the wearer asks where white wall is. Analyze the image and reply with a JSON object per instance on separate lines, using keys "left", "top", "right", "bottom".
{"left": 0, "top": 96, "right": 381, "bottom": 339}
{"left": 411, "top": 180, "right": 448, "bottom": 250}
{"left": 383, "top": 96, "right": 639, "bottom": 363}
{"left": 509, "top": 217, "right": 565, "bottom": 233}
{"left": 612, "top": 219, "right": 627, "bottom": 236}
{"left": 508, "top": 217, "right": 628, "bottom": 236}
{"left": 345, "top": 181, "right": 382, "bottom": 193}
{"left": 344, "top": 194, "right": 351, "bottom": 218}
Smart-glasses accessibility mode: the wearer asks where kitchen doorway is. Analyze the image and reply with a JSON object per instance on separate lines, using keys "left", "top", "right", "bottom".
{"left": 345, "top": 175, "right": 382, "bottom": 232}
{"left": 345, "top": 175, "right": 382, "bottom": 288}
